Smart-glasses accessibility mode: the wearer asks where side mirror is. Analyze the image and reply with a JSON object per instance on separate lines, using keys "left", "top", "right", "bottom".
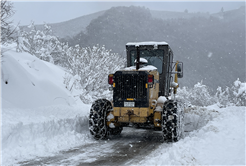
{"left": 177, "top": 63, "right": 183, "bottom": 78}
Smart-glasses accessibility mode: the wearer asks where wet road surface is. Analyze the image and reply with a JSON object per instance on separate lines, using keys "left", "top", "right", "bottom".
{"left": 18, "top": 127, "right": 164, "bottom": 166}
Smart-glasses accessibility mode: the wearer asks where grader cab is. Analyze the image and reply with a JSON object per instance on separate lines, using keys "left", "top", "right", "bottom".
{"left": 89, "top": 41, "right": 184, "bottom": 142}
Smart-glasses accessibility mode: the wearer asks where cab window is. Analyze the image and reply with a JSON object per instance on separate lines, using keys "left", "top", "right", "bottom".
{"left": 130, "top": 49, "right": 164, "bottom": 74}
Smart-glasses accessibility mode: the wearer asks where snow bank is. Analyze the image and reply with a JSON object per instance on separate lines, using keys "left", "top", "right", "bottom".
{"left": 1, "top": 48, "right": 75, "bottom": 109}
{"left": 183, "top": 106, "right": 219, "bottom": 132}
{"left": 137, "top": 105, "right": 245, "bottom": 165}
{"left": 1, "top": 47, "right": 94, "bottom": 165}
{"left": 1, "top": 104, "right": 94, "bottom": 165}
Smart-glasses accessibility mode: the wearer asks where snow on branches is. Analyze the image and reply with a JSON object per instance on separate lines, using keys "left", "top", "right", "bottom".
{"left": 63, "top": 44, "right": 126, "bottom": 103}
{"left": 14, "top": 22, "right": 245, "bottom": 106}
{"left": 216, "top": 78, "right": 246, "bottom": 107}
{"left": 1, "top": 0, "right": 16, "bottom": 45}
{"left": 16, "top": 22, "right": 60, "bottom": 63}
{"left": 177, "top": 79, "right": 246, "bottom": 107}
{"left": 177, "top": 81, "right": 215, "bottom": 107}
{"left": 15, "top": 23, "right": 125, "bottom": 103}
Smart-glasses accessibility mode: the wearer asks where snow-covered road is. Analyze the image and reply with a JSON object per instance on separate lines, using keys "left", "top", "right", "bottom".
{"left": 18, "top": 128, "right": 163, "bottom": 166}
{"left": 2, "top": 105, "right": 242, "bottom": 166}
{"left": 2, "top": 105, "right": 245, "bottom": 165}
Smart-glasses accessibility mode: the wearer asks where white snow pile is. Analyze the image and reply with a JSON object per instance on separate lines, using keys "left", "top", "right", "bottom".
{"left": 1, "top": 105, "right": 94, "bottom": 165}
{"left": 1, "top": 45, "right": 95, "bottom": 165}
{"left": 137, "top": 105, "right": 245, "bottom": 165}
{"left": 1, "top": 46, "right": 74, "bottom": 108}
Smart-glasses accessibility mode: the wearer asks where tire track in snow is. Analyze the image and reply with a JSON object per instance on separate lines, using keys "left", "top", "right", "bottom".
{"left": 18, "top": 128, "right": 163, "bottom": 166}
{"left": 18, "top": 106, "right": 218, "bottom": 165}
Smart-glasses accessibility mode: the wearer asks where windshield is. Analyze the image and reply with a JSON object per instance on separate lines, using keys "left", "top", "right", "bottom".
{"left": 130, "top": 49, "right": 164, "bottom": 74}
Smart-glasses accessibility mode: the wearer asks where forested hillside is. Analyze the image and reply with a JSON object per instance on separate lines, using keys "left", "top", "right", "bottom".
{"left": 18, "top": 6, "right": 245, "bottom": 89}
{"left": 68, "top": 6, "right": 245, "bottom": 89}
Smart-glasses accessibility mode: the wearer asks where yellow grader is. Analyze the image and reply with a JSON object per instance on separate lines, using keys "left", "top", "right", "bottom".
{"left": 89, "top": 41, "right": 184, "bottom": 142}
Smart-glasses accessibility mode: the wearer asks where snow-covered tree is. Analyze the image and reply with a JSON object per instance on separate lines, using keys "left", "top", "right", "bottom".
{"left": 177, "top": 81, "right": 216, "bottom": 107}
{"left": 231, "top": 78, "right": 246, "bottom": 106}
{"left": 1, "top": 0, "right": 16, "bottom": 46}
{"left": 215, "top": 78, "right": 246, "bottom": 107}
{"left": 215, "top": 86, "right": 231, "bottom": 107}
{"left": 64, "top": 44, "right": 126, "bottom": 103}
{"left": 16, "top": 22, "right": 60, "bottom": 63}
{"left": 178, "top": 79, "right": 246, "bottom": 107}
{"left": 176, "top": 86, "right": 191, "bottom": 107}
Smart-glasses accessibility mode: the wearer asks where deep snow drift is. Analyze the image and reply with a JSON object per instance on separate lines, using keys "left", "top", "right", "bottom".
{"left": 1, "top": 46, "right": 245, "bottom": 165}
{"left": 136, "top": 105, "right": 245, "bottom": 165}
{"left": 1, "top": 46, "right": 94, "bottom": 165}
{"left": 1, "top": 46, "right": 74, "bottom": 109}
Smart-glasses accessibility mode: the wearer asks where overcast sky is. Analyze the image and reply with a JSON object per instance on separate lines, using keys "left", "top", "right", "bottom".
{"left": 11, "top": 1, "right": 245, "bottom": 26}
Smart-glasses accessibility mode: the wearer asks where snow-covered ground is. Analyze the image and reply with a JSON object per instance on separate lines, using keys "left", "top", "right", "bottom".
{"left": 136, "top": 105, "right": 245, "bottom": 165}
{"left": 1, "top": 45, "right": 245, "bottom": 165}
{"left": 1, "top": 46, "right": 95, "bottom": 165}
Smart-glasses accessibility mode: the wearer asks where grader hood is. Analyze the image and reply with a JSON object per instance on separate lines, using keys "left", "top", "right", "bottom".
{"left": 113, "top": 71, "right": 149, "bottom": 107}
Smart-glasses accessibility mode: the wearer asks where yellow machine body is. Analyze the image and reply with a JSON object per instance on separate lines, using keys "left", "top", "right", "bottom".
{"left": 108, "top": 69, "right": 162, "bottom": 128}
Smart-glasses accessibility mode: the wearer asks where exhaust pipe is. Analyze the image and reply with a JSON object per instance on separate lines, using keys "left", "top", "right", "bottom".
{"left": 136, "top": 46, "right": 140, "bottom": 70}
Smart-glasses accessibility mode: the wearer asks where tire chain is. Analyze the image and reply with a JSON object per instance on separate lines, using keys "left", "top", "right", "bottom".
{"left": 162, "top": 100, "right": 184, "bottom": 142}
{"left": 89, "top": 99, "right": 112, "bottom": 140}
